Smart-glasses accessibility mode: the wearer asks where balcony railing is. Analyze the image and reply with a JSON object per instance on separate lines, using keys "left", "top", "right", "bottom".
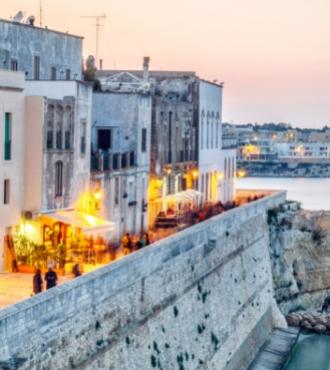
{"left": 91, "top": 150, "right": 137, "bottom": 172}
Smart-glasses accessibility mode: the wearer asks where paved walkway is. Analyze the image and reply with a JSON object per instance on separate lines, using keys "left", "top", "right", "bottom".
{"left": 0, "top": 272, "right": 71, "bottom": 309}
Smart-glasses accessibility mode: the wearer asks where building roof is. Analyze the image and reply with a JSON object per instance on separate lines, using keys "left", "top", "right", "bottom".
{"left": 0, "top": 17, "right": 83, "bottom": 39}
{"left": 96, "top": 70, "right": 224, "bottom": 87}
{"left": 96, "top": 70, "right": 196, "bottom": 79}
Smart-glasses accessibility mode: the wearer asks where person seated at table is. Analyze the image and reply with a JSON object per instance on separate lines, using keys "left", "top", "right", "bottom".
{"left": 121, "top": 233, "right": 133, "bottom": 255}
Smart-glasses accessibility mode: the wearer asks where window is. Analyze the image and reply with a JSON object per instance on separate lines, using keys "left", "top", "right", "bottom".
{"left": 64, "top": 107, "right": 72, "bottom": 150}
{"left": 56, "top": 106, "right": 63, "bottom": 150}
{"left": 4, "top": 113, "right": 12, "bottom": 160}
{"left": 128, "top": 182, "right": 134, "bottom": 202}
{"left": 80, "top": 120, "right": 86, "bottom": 155}
{"left": 51, "top": 67, "right": 57, "bottom": 80}
{"left": 114, "top": 177, "right": 119, "bottom": 206}
{"left": 10, "top": 60, "right": 18, "bottom": 71}
{"left": 113, "top": 153, "right": 119, "bottom": 170}
{"left": 129, "top": 151, "right": 135, "bottom": 167}
{"left": 141, "top": 128, "right": 147, "bottom": 152}
{"left": 121, "top": 153, "right": 127, "bottom": 168}
{"left": 46, "top": 105, "right": 54, "bottom": 150}
{"left": 98, "top": 129, "right": 112, "bottom": 151}
{"left": 200, "top": 111, "right": 204, "bottom": 150}
{"left": 56, "top": 130, "right": 62, "bottom": 149}
{"left": 168, "top": 112, "right": 173, "bottom": 163}
{"left": 47, "top": 124, "right": 53, "bottom": 149}
{"left": 34, "top": 56, "right": 40, "bottom": 80}
{"left": 211, "top": 121, "right": 214, "bottom": 149}
{"left": 55, "top": 161, "right": 63, "bottom": 197}
{"left": 3, "top": 179, "right": 10, "bottom": 205}
{"left": 66, "top": 69, "right": 71, "bottom": 80}
{"left": 206, "top": 114, "right": 210, "bottom": 149}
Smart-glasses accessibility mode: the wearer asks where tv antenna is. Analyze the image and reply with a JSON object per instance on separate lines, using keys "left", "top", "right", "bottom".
{"left": 81, "top": 14, "right": 106, "bottom": 68}
{"left": 39, "top": 0, "right": 43, "bottom": 26}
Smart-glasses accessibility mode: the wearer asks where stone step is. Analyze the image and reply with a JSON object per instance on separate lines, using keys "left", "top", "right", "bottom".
{"left": 248, "top": 327, "right": 300, "bottom": 370}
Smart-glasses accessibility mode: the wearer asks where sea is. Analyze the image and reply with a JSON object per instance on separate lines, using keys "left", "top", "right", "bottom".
{"left": 237, "top": 177, "right": 330, "bottom": 211}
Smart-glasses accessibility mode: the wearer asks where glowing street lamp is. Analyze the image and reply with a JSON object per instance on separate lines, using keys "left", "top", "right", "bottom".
{"left": 217, "top": 172, "right": 224, "bottom": 181}
{"left": 192, "top": 169, "right": 199, "bottom": 179}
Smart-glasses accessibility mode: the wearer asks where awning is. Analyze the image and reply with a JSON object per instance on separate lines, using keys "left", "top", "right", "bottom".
{"left": 157, "top": 190, "right": 203, "bottom": 204}
{"left": 41, "top": 210, "right": 115, "bottom": 235}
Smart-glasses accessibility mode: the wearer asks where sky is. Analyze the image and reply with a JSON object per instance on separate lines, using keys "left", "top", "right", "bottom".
{"left": 2, "top": 0, "right": 330, "bottom": 128}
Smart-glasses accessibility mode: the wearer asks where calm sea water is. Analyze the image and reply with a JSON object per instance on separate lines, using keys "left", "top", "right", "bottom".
{"left": 237, "top": 177, "right": 330, "bottom": 211}
{"left": 284, "top": 334, "right": 330, "bottom": 370}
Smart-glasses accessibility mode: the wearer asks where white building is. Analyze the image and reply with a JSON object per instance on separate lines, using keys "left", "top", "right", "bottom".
{"left": 0, "top": 70, "right": 26, "bottom": 271}
{"left": 198, "top": 80, "right": 235, "bottom": 203}
{"left": 276, "top": 142, "right": 330, "bottom": 161}
{"left": 91, "top": 91, "right": 151, "bottom": 241}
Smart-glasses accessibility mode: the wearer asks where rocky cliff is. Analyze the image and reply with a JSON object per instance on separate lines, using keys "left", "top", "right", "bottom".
{"left": 268, "top": 201, "right": 330, "bottom": 315}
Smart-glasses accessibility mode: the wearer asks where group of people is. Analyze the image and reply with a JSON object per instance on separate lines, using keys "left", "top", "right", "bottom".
{"left": 32, "top": 259, "right": 83, "bottom": 295}
{"left": 32, "top": 267, "right": 58, "bottom": 294}
{"left": 121, "top": 232, "right": 151, "bottom": 255}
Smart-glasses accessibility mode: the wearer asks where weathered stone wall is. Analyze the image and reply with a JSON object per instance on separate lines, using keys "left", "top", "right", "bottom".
{"left": 0, "top": 192, "right": 286, "bottom": 370}
{"left": 0, "top": 18, "right": 82, "bottom": 81}
{"left": 268, "top": 202, "right": 330, "bottom": 314}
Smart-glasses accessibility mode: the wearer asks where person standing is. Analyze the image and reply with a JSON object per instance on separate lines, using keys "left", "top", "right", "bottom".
{"left": 72, "top": 257, "right": 84, "bottom": 278}
{"left": 33, "top": 268, "right": 43, "bottom": 294}
{"left": 45, "top": 266, "right": 58, "bottom": 290}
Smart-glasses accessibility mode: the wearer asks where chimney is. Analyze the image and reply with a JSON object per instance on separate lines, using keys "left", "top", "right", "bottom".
{"left": 99, "top": 59, "right": 103, "bottom": 71}
{"left": 143, "top": 56, "right": 150, "bottom": 81}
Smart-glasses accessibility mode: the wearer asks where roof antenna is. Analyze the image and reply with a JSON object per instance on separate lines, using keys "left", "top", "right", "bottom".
{"left": 39, "top": 0, "right": 43, "bottom": 26}
{"left": 81, "top": 14, "right": 107, "bottom": 69}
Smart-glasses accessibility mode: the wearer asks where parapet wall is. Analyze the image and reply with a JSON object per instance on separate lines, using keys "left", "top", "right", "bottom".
{"left": 0, "top": 191, "right": 286, "bottom": 370}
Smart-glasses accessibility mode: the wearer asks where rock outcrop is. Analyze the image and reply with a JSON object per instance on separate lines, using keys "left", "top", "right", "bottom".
{"left": 286, "top": 311, "right": 330, "bottom": 334}
{"left": 268, "top": 201, "right": 330, "bottom": 315}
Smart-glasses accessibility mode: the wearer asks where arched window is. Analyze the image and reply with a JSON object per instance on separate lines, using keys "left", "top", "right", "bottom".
{"left": 211, "top": 112, "right": 215, "bottom": 149}
{"left": 55, "top": 161, "right": 63, "bottom": 197}
{"left": 224, "top": 158, "right": 228, "bottom": 181}
{"left": 216, "top": 113, "right": 220, "bottom": 149}
{"left": 201, "top": 110, "right": 205, "bottom": 150}
{"left": 206, "top": 112, "right": 210, "bottom": 149}
{"left": 64, "top": 106, "right": 72, "bottom": 150}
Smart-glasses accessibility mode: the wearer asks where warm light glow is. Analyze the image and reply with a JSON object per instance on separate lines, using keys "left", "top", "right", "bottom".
{"left": 237, "top": 169, "right": 247, "bottom": 178}
{"left": 242, "top": 144, "right": 260, "bottom": 159}
{"left": 94, "top": 191, "right": 102, "bottom": 200}
{"left": 192, "top": 169, "right": 199, "bottom": 179}
{"left": 156, "top": 179, "right": 164, "bottom": 187}
{"left": 84, "top": 214, "right": 99, "bottom": 227}
{"left": 217, "top": 172, "right": 224, "bottom": 181}
{"left": 295, "top": 144, "right": 304, "bottom": 156}
{"left": 164, "top": 168, "right": 172, "bottom": 175}
{"left": 19, "top": 219, "right": 39, "bottom": 242}
{"left": 76, "top": 191, "right": 100, "bottom": 215}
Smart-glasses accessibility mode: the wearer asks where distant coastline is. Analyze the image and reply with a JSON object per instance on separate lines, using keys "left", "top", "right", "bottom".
{"left": 238, "top": 161, "right": 330, "bottom": 178}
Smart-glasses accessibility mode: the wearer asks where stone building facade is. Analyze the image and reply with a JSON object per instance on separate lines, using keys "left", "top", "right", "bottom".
{"left": 91, "top": 90, "right": 151, "bottom": 241}
{"left": 97, "top": 60, "right": 200, "bottom": 226}
{"left": 24, "top": 81, "right": 92, "bottom": 212}
{"left": 0, "top": 17, "right": 82, "bottom": 80}
{"left": 0, "top": 70, "right": 26, "bottom": 271}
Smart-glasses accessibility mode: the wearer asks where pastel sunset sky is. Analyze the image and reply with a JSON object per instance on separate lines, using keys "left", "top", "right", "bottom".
{"left": 2, "top": 0, "right": 330, "bottom": 128}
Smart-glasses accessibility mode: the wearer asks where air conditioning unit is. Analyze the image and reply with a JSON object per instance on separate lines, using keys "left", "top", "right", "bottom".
{"left": 22, "top": 211, "right": 38, "bottom": 220}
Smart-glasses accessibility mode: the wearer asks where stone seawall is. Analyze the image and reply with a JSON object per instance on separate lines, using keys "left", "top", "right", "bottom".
{"left": 0, "top": 191, "right": 286, "bottom": 370}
